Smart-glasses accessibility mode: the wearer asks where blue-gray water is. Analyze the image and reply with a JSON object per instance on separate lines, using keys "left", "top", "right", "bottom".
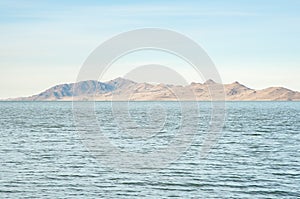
{"left": 0, "top": 102, "right": 299, "bottom": 198}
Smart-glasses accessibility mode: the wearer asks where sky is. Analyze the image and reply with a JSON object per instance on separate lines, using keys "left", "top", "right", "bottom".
{"left": 0, "top": 0, "right": 300, "bottom": 98}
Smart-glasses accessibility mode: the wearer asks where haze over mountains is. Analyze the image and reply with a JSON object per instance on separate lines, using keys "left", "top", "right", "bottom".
{"left": 5, "top": 77, "right": 300, "bottom": 101}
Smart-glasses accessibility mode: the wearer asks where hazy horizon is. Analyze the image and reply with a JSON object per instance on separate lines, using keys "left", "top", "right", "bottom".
{"left": 1, "top": 0, "right": 300, "bottom": 98}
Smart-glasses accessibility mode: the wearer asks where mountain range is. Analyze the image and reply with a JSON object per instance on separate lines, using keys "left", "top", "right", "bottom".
{"left": 5, "top": 77, "right": 300, "bottom": 101}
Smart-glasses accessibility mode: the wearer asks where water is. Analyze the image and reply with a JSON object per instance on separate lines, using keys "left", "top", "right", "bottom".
{"left": 0, "top": 102, "right": 299, "bottom": 198}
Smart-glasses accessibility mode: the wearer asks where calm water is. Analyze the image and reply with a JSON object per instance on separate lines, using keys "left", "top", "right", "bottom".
{"left": 0, "top": 102, "right": 299, "bottom": 198}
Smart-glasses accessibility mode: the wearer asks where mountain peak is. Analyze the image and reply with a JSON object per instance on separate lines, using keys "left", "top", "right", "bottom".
{"left": 231, "top": 81, "right": 244, "bottom": 87}
{"left": 106, "top": 77, "right": 137, "bottom": 89}
{"left": 229, "top": 81, "right": 251, "bottom": 89}
{"left": 203, "top": 79, "right": 216, "bottom": 85}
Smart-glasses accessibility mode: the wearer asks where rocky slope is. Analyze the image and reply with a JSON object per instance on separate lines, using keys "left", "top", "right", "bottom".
{"left": 6, "top": 78, "right": 300, "bottom": 101}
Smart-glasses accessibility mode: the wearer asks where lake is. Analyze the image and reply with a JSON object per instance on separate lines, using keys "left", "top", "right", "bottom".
{"left": 0, "top": 102, "right": 299, "bottom": 198}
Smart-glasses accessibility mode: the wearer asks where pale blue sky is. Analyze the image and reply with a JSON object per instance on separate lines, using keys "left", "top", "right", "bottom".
{"left": 0, "top": 0, "right": 300, "bottom": 98}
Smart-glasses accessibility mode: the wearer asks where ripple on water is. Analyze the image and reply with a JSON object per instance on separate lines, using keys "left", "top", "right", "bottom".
{"left": 0, "top": 102, "right": 299, "bottom": 198}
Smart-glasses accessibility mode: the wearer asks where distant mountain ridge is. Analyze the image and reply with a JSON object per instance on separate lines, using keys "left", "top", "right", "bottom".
{"left": 5, "top": 77, "right": 300, "bottom": 101}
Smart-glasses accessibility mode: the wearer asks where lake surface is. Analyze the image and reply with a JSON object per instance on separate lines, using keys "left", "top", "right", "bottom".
{"left": 0, "top": 102, "right": 299, "bottom": 198}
